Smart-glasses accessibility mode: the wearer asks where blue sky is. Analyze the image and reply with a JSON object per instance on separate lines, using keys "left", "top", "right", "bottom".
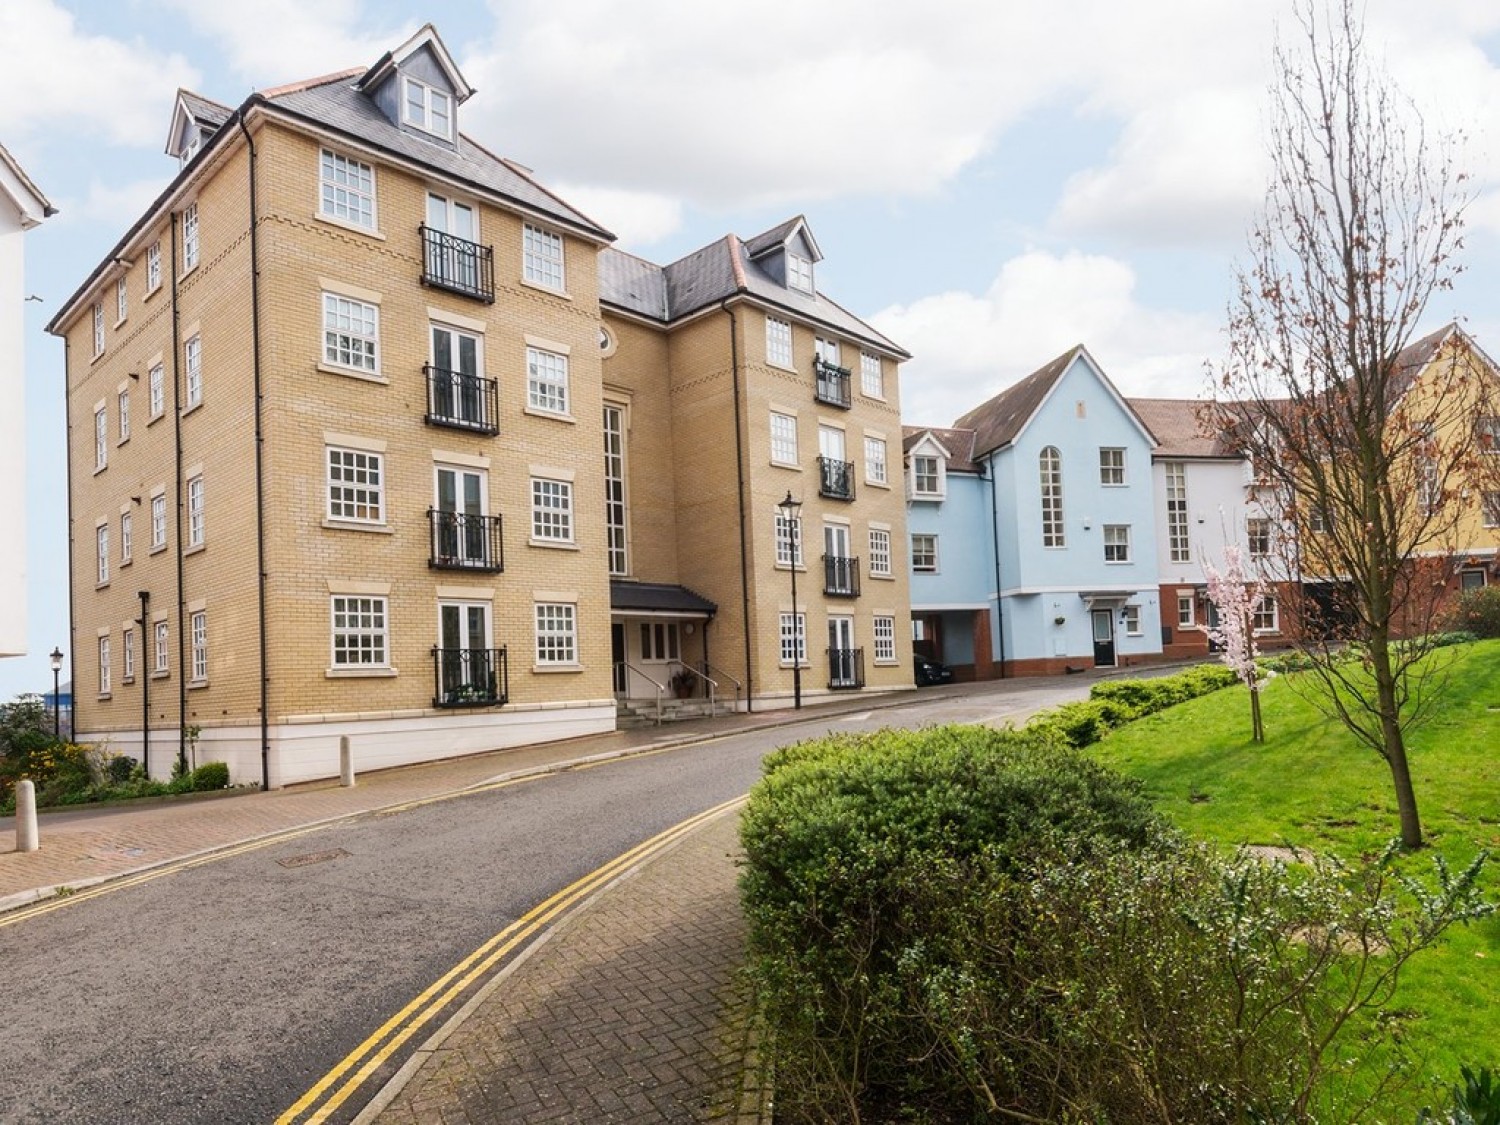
{"left": 3, "top": 0, "right": 1500, "bottom": 700}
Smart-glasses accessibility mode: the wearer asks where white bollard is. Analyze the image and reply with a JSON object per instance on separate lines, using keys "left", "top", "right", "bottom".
{"left": 15, "top": 779, "right": 39, "bottom": 852}
{"left": 340, "top": 735, "right": 355, "bottom": 788}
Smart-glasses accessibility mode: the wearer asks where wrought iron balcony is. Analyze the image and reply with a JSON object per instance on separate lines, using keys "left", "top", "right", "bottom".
{"left": 823, "top": 554, "right": 860, "bottom": 598}
{"left": 428, "top": 510, "right": 504, "bottom": 572}
{"left": 432, "top": 646, "right": 508, "bottom": 708}
{"left": 813, "top": 357, "right": 852, "bottom": 409}
{"left": 818, "top": 456, "right": 856, "bottom": 501}
{"left": 827, "top": 647, "right": 865, "bottom": 690}
{"left": 425, "top": 365, "right": 499, "bottom": 435}
{"left": 420, "top": 225, "right": 495, "bottom": 303}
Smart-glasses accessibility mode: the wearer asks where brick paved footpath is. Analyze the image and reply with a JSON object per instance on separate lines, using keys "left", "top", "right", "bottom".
{"left": 363, "top": 808, "right": 765, "bottom": 1125}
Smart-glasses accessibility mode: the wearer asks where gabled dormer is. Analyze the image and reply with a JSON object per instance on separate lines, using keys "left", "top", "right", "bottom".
{"left": 904, "top": 431, "right": 951, "bottom": 502}
{"left": 165, "top": 90, "right": 233, "bottom": 169}
{"left": 745, "top": 216, "right": 823, "bottom": 296}
{"left": 355, "top": 23, "right": 473, "bottom": 150}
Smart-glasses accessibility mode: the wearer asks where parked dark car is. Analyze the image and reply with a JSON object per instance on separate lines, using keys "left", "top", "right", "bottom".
{"left": 913, "top": 656, "right": 954, "bottom": 686}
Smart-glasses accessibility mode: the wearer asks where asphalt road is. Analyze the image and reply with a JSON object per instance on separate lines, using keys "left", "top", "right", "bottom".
{"left": 0, "top": 679, "right": 1100, "bottom": 1124}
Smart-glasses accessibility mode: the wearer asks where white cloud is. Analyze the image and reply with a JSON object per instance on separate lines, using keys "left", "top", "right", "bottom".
{"left": 875, "top": 250, "right": 1222, "bottom": 426}
{"left": 62, "top": 178, "right": 169, "bottom": 228}
{"left": 0, "top": 1, "right": 198, "bottom": 146}
{"left": 548, "top": 184, "right": 684, "bottom": 248}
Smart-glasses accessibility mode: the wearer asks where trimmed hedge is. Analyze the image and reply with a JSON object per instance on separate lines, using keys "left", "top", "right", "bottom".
{"left": 1027, "top": 663, "right": 1237, "bottom": 747}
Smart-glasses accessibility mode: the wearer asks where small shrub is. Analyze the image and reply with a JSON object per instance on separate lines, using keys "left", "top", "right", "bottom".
{"left": 190, "top": 761, "right": 229, "bottom": 791}
{"left": 1452, "top": 585, "right": 1500, "bottom": 638}
{"left": 105, "top": 754, "right": 136, "bottom": 784}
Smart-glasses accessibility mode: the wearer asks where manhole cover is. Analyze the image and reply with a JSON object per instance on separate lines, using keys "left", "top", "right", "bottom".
{"left": 277, "top": 847, "right": 350, "bottom": 869}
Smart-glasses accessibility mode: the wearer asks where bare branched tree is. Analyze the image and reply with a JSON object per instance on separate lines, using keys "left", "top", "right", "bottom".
{"left": 1209, "top": 0, "right": 1496, "bottom": 849}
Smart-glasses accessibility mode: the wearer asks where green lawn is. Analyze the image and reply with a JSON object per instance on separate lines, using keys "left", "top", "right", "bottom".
{"left": 1093, "top": 640, "right": 1500, "bottom": 1117}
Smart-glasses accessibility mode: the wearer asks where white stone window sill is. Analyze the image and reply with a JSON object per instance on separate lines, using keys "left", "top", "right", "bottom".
{"left": 314, "top": 212, "right": 386, "bottom": 240}
{"left": 523, "top": 406, "right": 575, "bottom": 424}
{"left": 322, "top": 519, "right": 393, "bottom": 534}
{"left": 318, "top": 361, "right": 388, "bottom": 385}
{"left": 519, "top": 278, "right": 571, "bottom": 300}
{"left": 533, "top": 663, "right": 582, "bottom": 673}
{"left": 325, "top": 667, "right": 399, "bottom": 679}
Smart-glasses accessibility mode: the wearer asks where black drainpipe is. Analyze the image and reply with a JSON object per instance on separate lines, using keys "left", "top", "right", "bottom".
{"left": 986, "top": 455, "right": 1007, "bottom": 678}
{"left": 169, "top": 212, "right": 187, "bottom": 773}
{"left": 238, "top": 113, "right": 271, "bottom": 791}
{"left": 721, "top": 301, "right": 753, "bottom": 711}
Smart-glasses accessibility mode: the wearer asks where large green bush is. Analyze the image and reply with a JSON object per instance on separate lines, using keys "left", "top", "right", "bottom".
{"left": 1452, "top": 585, "right": 1500, "bottom": 638}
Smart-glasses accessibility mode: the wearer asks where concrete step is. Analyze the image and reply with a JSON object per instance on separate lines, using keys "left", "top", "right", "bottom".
{"left": 615, "top": 697, "right": 738, "bottom": 727}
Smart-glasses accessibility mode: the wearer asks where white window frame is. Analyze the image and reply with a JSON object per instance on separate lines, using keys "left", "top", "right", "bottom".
{"left": 92, "top": 302, "right": 104, "bottom": 357}
{"left": 534, "top": 602, "right": 578, "bottom": 666}
{"left": 1177, "top": 594, "right": 1195, "bottom": 629}
{"left": 122, "top": 626, "right": 135, "bottom": 682}
{"left": 530, "top": 477, "right": 574, "bottom": 543}
{"left": 639, "top": 622, "right": 681, "bottom": 663}
{"left": 182, "top": 202, "right": 199, "bottom": 271}
{"left": 153, "top": 620, "right": 170, "bottom": 675}
{"left": 603, "top": 403, "right": 628, "bottom": 577}
{"left": 190, "top": 610, "right": 208, "bottom": 683}
{"left": 94, "top": 407, "right": 108, "bottom": 471}
{"left": 151, "top": 494, "right": 167, "bottom": 550}
{"left": 146, "top": 242, "right": 162, "bottom": 293}
{"left": 403, "top": 75, "right": 453, "bottom": 138}
{"left": 149, "top": 363, "right": 165, "bottom": 419}
{"left": 787, "top": 253, "right": 814, "bottom": 294}
{"left": 116, "top": 277, "right": 128, "bottom": 324}
{"left": 526, "top": 347, "right": 570, "bottom": 415}
{"left": 118, "top": 389, "right": 130, "bottom": 443}
{"left": 1253, "top": 595, "right": 1279, "bottom": 634}
{"left": 868, "top": 527, "right": 892, "bottom": 577}
{"left": 96, "top": 524, "right": 109, "bottom": 585}
{"left": 1247, "top": 517, "right": 1271, "bottom": 558}
{"left": 766, "top": 317, "right": 793, "bottom": 369}
{"left": 327, "top": 447, "right": 385, "bottom": 525}
{"left": 523, "top": 224, "right": 565, "bottom": 290}
{"left": 775, "top": 511, "right": 802, "bottom": 567}
{"left": 187, "top": 475, "right": 205, "bottom": 548}
{"left": 184, "top": 334, "right": 203, "bottom": 408}
{"left": 121, "top": 511, "right": 133, "bottom": 564}
{"left": 779, "top": 612, "right": 806, "bottom": 666}
{"left": 1166, "top": 462, "right": 1189, "bottom": 563}
{"left": 331, "top": 595, "right": 389, "bottom": 668}
{"left": 319, "top": 148, "right": 376, "bottom": 229}
{"left": 770, "top": 411, "right": 799, "bottom": 467}
{"left": 860, "top": 352, "right": 884, "bottom": 399}
{"left": 1103, "top": 524, "right": 1131, "bottom": 564}
{"left": 910, "top": 454, "right": 943, "bottom": 499}
{"left": 911, "top": 533, "right": 938, "bottom": 573}
{"left": 1478, "top": 415, "right": 1500, "bottom": 453}
{"left": 864, "top": 436, "right": 888, "bottom": 485}
{"left": 1122, "top": 605, "right": 1142, "bottom": 636}
{"left": 98, "top": 634, "right": 111, "bottom": 697}
{"left": 323, "top": 292, "right": 379, "bottom": 374}
{"left": 1099, "top": 447, "right": 1126, "bottom": 486}
{"left": 873, "top": 615, "right": 896, "bottom": 663}
{"left": 1481, "top": 491, "right": 1500, "bottom": 528}
{"left": 1041, "top": 446, "right": 1065, "bottom": 548}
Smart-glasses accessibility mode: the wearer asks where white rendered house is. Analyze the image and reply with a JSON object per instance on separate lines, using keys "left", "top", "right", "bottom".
{"left": 0, "top": 142, "right": 54, "bottom": 657}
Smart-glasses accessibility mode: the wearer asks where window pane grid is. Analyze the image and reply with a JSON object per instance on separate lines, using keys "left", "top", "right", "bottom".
{"left": 535, "top": 603, "right": 576, "bottom": 664}
{"left": 523, "top": 225, "right": 565, "bottom": 289}
{"left": 320, "top": 150, "right": 375, "bottom": 228}
{"left": 1040, "top": 447, "right": 1065, "bottom": 547}
{"left": 779, "top": 612, "right": 806, "bottom": 664}
{"left": 187, "top": 476, "right": 205, "bottom": 546}
{"left": 1099, "top": 447, "right": 1125, "bottom": 485}
{"left": 860, "top": 352, "right": 883, "bottom": 398}
{"left": 1104, "top": 524, "right": 1131, "bottom": 563}
{"left": 323, "top": 294, "right": 378, "bottom": 371}
{"left": 526, "top": 348, "right": 569, "bottom": 414}
{"left": 865, "top": 437, "right": 887, "bottom": 484}
{"left": 191, "top": 611, "right": 208, "bottom": 681}
{"left": 185, "top": 335, "right": 202, "bottom": 407}
{"left": 531, "top": 478, "right": 573, "bottom": 541}
{"left": 766, "top": 318, "right": 792, "bottom": 367}
{"left": 912, "top": 534, "right": 937, "bottom": 572}
{"left": 873, "top": 616, "right": 895, "bottom": 662}
{"left": 770, "top": 412, "right": 798, "bottom": 465}
{"left": 332, "top": 596, "right": 387, "bottom": 666}
{"left": 1166, "top": 463, "right": 1189, "bottom": 563}
{"left": 151, "top": 495, "right": 167, "bottom": 548}
{"left": 328, "top": 448, "right": 384, "bottom": 523}
{"left": 775, "top": 513, "right": 802, "bottom": 566}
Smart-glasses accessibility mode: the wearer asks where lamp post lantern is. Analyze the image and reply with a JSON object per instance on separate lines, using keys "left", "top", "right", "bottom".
{"left": 49, "top": 647, "right": 64, "bottom": 739}
{"left": 777, "top": 491, "right": 803, "bottom": 710}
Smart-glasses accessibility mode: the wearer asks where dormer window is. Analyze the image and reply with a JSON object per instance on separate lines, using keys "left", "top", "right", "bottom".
{"left": 788, "top": 253, "right": 814, "bottom": 294}
{"left": 910, "top": 454, "right": 944, "bottom": 499}
{"left": 179, "top": 128, "right": 201, "bottom": 168}
{"left": 404, "top": 77, "right": 452, "bottom": 139}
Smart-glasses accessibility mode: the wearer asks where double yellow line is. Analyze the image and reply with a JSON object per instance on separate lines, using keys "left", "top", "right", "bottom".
{"left": 276, "top": 795, "right": 745, "bottom": 1124}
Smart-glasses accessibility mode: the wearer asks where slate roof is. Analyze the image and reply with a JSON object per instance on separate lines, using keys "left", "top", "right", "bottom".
{"left": 901, "top": 425, "right": 981, "bottom": 473}
{"left": 263, "top": 74, "right": 612, "bottom": 241}
{"left": 953, "top": 346, "right": 1083, "bottom": 457}
{"left": 598, "top": 226, "right": 909, "bottom": 358}
{"left": 1127, "top": 398, "right": 1238, "bottom": 459}
{"left": 609, "top": 581, "right": 717, "bottom": 616}
{"left": 178, "top": 90, "right": 233, "bottom": 130}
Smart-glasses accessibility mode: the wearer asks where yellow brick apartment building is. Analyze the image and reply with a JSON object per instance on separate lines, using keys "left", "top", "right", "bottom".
{"left": 48, "top": 26, "right": 912, "bottom": 785}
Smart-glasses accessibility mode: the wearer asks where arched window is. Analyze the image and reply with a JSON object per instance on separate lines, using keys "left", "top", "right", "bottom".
{"left": 1040, "top": 447, "right": 1065, "bottom": 547}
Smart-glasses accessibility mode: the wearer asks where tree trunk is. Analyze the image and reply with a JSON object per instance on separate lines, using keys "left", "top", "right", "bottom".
{"left": 1249, "top": 686, "right": 1264, "bottom": 744}
{"left": 1372, "top": 645, "right": 1424, "bottom": 849}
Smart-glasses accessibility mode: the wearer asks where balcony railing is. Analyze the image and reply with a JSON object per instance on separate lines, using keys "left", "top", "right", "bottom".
{"left": 420, "top": 225, "right": 495, "bottom": 303}
{"left": 823, "top": 554, "right": 861, "bottom": 598}
{"left": 814, "top": 357, "right": 852, "bottom": 409}
{"left": 432, "top": 646, "right": 508, "bottom": 708}
{"left": 425, "top": 365, "right": 499, "bottom": 435}
{"left": 428, "top": 510, "right": 504, "bottom": 572}
{"left": 827, "top": 647, "right": 865, "bottom": 690}
{"left": 818, "top": 456, "right": 856, "bottom": 501}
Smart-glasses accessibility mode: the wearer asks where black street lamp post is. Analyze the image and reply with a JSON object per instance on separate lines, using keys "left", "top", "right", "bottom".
{"left": 49, "top": 647, "right": 64, "bottom": 739}
{"left": 778, "top": 491, "right": 803, "bottom": 710}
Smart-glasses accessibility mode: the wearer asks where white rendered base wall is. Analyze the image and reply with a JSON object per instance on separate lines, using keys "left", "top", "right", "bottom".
{"left": 88, "top": 699, "right": 618, "bottom": 787}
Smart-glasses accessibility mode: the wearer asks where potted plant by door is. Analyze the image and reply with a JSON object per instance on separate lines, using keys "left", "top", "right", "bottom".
{"left": 670, "top": 669, "right": 696, "bottom": 699}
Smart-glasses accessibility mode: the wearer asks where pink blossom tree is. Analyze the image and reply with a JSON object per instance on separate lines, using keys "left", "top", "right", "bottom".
{"left": 1204, "top": 546, "right": 1266, "bottom": 743}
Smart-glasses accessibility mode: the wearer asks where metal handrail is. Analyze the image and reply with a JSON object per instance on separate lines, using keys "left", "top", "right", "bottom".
{"left": 615, "top": 660, "right": 665, "bottom": 725}
{"left": 703, "top": 661, "right": 743, "bottom": 713}
{"left": 669, "top": 661, "right": 717, "bottom": 713}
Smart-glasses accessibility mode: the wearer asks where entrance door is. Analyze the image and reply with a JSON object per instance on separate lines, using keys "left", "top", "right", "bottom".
{"left": 828, "top": 616, "right": 857, "bottom": 687}
{"left": 431, "top": 323, "right": 482, "bottom": 426}
{"left": 1091, "top": 609, "right": 1116, "bottom": 668}
{"left": 439, "top": 602, "right": 491, "bottom": 701}
{"left": 426, "top": 193, "right": 478, "bottom": 289}
{"left": 611, "top": 623, "right": 626, "bottom": 695}
{"left": 435, "top": 466, "right": 485, "bottom": 565}
{"left": 824, "top": 523, "right": 853, "bottom": 594}
{"left": 818, "top": 426, "right": 850, "bottom": 497}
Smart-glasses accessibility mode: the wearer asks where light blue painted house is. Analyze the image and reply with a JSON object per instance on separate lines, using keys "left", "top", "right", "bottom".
{"left": 905, "top": 345, "right": 1164, "bottom": 677}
